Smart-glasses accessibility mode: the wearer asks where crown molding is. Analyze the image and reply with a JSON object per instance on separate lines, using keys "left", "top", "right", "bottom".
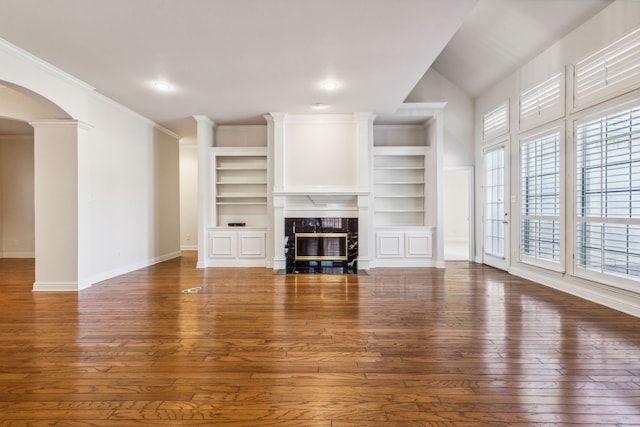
{"left": 0, "top": 37, "right": 95, "bottom": 92}
{"left": 90, "top": 91, "right": 181, "bottom": 140}
{"left": 29, "top": 119, "right": 93, "bottom": 130}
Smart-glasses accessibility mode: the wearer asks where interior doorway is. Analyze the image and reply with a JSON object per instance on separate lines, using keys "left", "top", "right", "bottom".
{"left": 443, "top": 167, "right": 473, "bottom": 261}
{"left": 0, "top": 118, "right": 35, "bottom": 260}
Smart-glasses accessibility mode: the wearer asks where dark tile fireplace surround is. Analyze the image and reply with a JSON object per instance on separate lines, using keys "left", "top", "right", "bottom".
{"left": 284, "top": 217, "right": 358, "bottom": 274}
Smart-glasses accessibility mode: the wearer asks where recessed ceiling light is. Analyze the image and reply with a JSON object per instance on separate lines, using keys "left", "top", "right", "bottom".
{"left": 312, "top": 102, "right": 329, "bottom": 109}
{"left": 153, "top": 81, "right": 171, "bottom": 91}
{"left": 322, "top": 80, "right": 338, "bottom": 91}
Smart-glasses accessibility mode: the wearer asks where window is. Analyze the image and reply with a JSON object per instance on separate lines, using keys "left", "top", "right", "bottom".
{"left": 482, "top": 102, "right": 509, "bottom": 141}
{"left": 519, "top": 72, "right": 564, "bottom": 131}
{"left": 521, "top": 129, "right": 561, "bottom": 265}
{"left": 574, "top": 27, "right": 640, "bottom": 110}
{"left": 575, "top": 104, "right": 640, "bottom": 282}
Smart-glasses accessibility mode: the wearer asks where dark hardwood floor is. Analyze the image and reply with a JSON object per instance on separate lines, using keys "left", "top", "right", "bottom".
{"left": 1, "top": 252, "right": 639, "bottom": 426}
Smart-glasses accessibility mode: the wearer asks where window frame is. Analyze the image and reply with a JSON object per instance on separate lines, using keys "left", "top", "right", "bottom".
{"left": 482, "top": 100, "right": 510, "bottom": 141}
{"left": 518, "top": 122, "right": 565, "bottom": 272}
{"left": 570, "top": 93, "right": 640, "bottom": 291}
{"left": 519, "top": 71, "right": 565, "bottom": 132}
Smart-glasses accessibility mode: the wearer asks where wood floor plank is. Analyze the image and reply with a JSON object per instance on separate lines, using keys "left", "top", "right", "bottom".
{"left": 1, "top": 252, "right": 639, "bottom": 425}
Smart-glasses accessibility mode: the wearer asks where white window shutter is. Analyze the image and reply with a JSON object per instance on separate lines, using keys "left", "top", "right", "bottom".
{"left": 574, "top": 27, "right": 640, "bottom": 110}
{"left": 519, "top": 72, "right": 564, "bottom": 131}
{"left": 482, "top": 101, "right": 509, "bottom": 141}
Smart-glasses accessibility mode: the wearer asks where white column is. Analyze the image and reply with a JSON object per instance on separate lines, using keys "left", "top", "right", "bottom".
{"left": 355, "top": 112, "right": 375, "bottom": 270}
{"left": 193, "top": 115, "right": 215, "bottom": 268}
{"left": 31, "top": 120, "right": 91, "bottom": 291}
{"left": 433, "top": 110, "right": 445, "bottom": 268}
{"left": 266, "top": 113, "right": 287, "bottom": 270}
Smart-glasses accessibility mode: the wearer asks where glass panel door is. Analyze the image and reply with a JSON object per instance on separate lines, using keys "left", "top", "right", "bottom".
{"left": 483, "top": 145, "right": 509, "bottom": 270}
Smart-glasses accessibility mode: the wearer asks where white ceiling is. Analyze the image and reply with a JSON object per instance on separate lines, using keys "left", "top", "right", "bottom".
{"left": 432, "top": 0, "right": 614, "bottom": 97}
{"left": 0, "top": 0, "right": 615, "bottom": 137}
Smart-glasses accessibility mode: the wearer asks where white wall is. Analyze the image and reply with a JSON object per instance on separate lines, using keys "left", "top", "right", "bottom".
{"left": 406, "top": 68, "right": 475, "bottom": 167}
{"left": 0, "top": 135, "right": 34, "bottom": 257}
{"left": 443, "top": 168, "right": 471, "bottom": 261}
{"left": 285, "top": 117, "right": 358, "bottom": 192}
{"left": 86, "top": 93, "right": 181, "bottom": 285}
{"left": 474, "top": 0, "right": 640, "bottom": 316}
{"left": 179, "top": 139, "right": 198, "bottom": 250}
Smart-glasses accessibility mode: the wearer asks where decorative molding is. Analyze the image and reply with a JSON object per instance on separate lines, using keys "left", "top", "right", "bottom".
{"left": 193, "top": 115, "right": 215, "bottom": 127}
{"left": 0, "top": 37, "right": 95, "bottom": 92}
{"left": 29, "top": 119, "right": 93, "bottom": 130}
{"left": 90, "top": 92, "right": 181, "bottom": 139}
{"left": 285, "top": 114, "right": 357, "bottom": 124}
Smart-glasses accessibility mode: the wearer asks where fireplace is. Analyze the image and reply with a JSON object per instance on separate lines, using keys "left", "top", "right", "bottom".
{"left": 295, "top": 233, "right": 348, "bottom": 261}
{"left": 285, "top": 218, "right": 357, "bottom": 274}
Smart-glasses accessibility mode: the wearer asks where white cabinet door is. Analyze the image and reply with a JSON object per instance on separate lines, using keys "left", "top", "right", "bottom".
{"left": 238, "top": 231, "right": 266, "bottom": 259}
{"left": 207, "top": 228, "right": 266, "bottom": 266}
{"left": 376, "top": 231, "right": 405, "bottom": 258}
{"left": 375, "top": 228, "right": 434, "bottom": 267}
{"left": 405, "top": 231, "right": 432, "bottom": 258}
{"left": 208, "top": 231, "right": 236, "bottom": 258}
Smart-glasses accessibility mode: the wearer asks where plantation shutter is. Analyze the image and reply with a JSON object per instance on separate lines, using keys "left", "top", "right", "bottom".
{"left": 519, "top": 73, "right": 564, "bottom": 131}
{"left": 520, "top": 131, "right": 561, "bottom": 265}
{"left": 574, "top": 27, "right": 640, "bottom": 110}
{"left": 575, "top": 105, "right": 640, "bottom": 281}
{"left": 482, "top": 102, "right": 509, "bottom": 141}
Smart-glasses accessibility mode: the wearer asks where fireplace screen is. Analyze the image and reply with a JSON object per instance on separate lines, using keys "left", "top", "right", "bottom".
{"left": 295, "top": 233, "right": 348, "bottom": 261}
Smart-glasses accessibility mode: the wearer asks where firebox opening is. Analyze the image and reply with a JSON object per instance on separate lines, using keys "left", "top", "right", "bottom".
{"left": 295, "top": 233, "right": 348, "bottom": 261}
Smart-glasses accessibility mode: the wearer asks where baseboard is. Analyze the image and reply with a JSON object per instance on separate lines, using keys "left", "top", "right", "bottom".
{"left": 1, "top": 251, "right": 35, "bottom": 258}
{"left": 510, "top": 264, "right": 640, "bottom": 318}
{"left": 33, "top": 281, "right": 79, "bottom": 292}
{"left": 372, "top": 258, "right": 437, "bottom": 268}
{"left": 180, "top": 245, "right": 198, "bottom": 251}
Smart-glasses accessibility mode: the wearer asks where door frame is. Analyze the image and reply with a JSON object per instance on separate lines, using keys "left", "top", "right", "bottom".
{"left": 482, "top": 141, "right": 510, "bottom": 271}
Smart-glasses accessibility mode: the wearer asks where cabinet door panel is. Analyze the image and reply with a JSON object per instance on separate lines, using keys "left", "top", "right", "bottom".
{"left": 376, "top": 232, "right": 404, "bottom": 258}
{"left": 238, "top": 232, "right": 266, "bottom": 258}
{"left": 208, "top": 232, "right": 236, "bottom": 258}
{"left": 405, "top": 232, "right": 432, "bottom": 258}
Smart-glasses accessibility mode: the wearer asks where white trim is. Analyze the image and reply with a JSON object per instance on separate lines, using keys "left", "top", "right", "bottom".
{"left": 517, "top": 122, "right": 565, "bottom": 271}
{"left": 180, "top": 245, "right": 198, "bottom": 251}
{"left": 33, "top": 281, "right": 79, "bottom": 292}
{"left": 285, "top": 114, "right": 358, "bottom": 124}
{"left": 0, "top": 37, "right": 95, "bottom": 92}
{"left": 371, "top": 259, "right": 437, "bottom": 268}
{"left": 90, "top": 91, "right": 181, "bottom": 139}
{"left": 519, "top": 71, "right": 564, "bottom": 132}
{"left": 29, "top": 119, "right": 93, "bottom": 130}
{"left": 573, "top": 26, "right": 640, "bottom": 111}
{"left": 510, "top": 264, "right": 640, "bottom": 318}
{"left": 482, "top": 100, "right": 510, "bottom": 141}
{"left": 0, "top": 252, "right": 35, "bottom": 258}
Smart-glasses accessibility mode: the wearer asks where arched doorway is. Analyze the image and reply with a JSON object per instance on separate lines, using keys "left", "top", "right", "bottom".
{"left": 0, "top": 81, "right": 89, "bottom": 291}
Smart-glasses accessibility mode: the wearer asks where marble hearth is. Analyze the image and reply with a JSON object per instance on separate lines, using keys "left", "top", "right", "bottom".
{"left": 284, "top": 217, "right": 358, "bottom": 274}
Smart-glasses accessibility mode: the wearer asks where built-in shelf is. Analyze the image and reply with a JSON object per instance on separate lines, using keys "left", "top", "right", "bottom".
{"left": 373, "top": 147, "right": 428, "bottom": 227}
{"left": 212, "top": 147, "right": 268, "bottom": 228}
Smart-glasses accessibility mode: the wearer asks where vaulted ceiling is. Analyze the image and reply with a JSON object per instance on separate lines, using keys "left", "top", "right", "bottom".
{"left": 0, "top": 0, "right": 615, "bottom": 137}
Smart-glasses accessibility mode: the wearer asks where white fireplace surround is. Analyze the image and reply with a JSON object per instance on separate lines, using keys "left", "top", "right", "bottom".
{"left": 272, "top": 190, "right": 370, "bottom": 271}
